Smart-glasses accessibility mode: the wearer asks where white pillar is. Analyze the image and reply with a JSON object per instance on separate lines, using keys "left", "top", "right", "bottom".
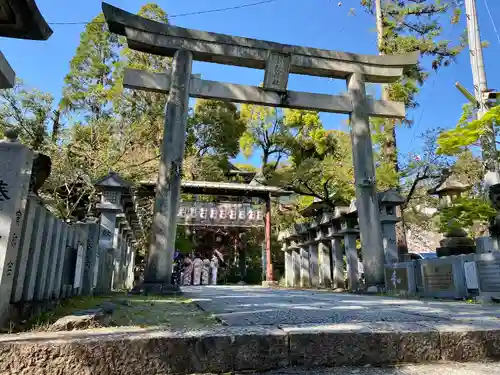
{"left": 0, "top": 133, "right": 33, "bottom": 322}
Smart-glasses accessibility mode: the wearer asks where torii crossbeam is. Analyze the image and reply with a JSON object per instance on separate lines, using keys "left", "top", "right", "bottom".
{"left": 102, "top": 3, "right": 418, "bottom": 289}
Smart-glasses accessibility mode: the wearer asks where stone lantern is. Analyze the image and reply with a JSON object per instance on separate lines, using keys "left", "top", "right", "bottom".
{"left": 378, "top": 189, "right": 405, "bottom": 264}
{"left": 428, "top": 170, "right": 474, "bottom": 257}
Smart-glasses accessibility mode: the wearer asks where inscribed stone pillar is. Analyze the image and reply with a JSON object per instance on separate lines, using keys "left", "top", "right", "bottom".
{"left": 318, "top": 240, "right": 332, "bottom": 288}
{"left": 73, "top": 223, "right": 88, "bottom": 296}
{"left": 331, "top": 237, "right": 345, "bottom": 289}
{"left": 347, "top": 72, "right": 385, "bottom": 286}
{"left": 146, "top": 49, "right": 193, "bottom": 286}
{"left": 300, "top": 244, "right": 310, "bottom": 288}
{"left": 23, "top": 205, "right": 47, "bottom": 301}
{"left": 35, "top": 214, "right": 55, "bottom": 300}
{"left": 309, "top": 242, "right": 319, "bottom": 288}
{"left": 11, "top": 196, "right": 38, "bottom": 302}
{"left": 81, "top": 220, "right": 99, "bottom": 295}
{"left": 0, "top": 133, "right": 33, "bottom": 322}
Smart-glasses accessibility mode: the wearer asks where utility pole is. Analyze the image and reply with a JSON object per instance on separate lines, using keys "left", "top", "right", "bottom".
{"left": 464, "top": 0, "right": 499, "bottom": 186}
{"left": 375, "top": 0, "right": 384, "bottom": 54}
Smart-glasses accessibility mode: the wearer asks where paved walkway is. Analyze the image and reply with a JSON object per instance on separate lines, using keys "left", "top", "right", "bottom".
{"left": 182, "top": 285, "right": 500, "bottom": 327}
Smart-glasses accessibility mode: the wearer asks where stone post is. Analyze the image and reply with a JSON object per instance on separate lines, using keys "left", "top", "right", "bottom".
{"left": 318, "top": 223, "right": 332, "bottom": 288}
{"left": 146, "top": 49, "right": 193, "bottom": 288}
{"left": 72, "top": 223, "right": 89, "bottom": 296}
{"left": 0, "top": 131, "right": 33, "bottom": 322}
{"left": 44, "top": 218, "right": 62, "bottom": 299}
{"left": 52, "top": 223, "right": 69, "bottom": 299}
{"left": 340, "top": 213, "right": 360, "bottom": 291}
{"left": 291, "top": 242, "right": 301, "bottom": 287}
{"left": 11, "top": 196, "right": 39, "bottom": 302}
{"left": 81, "top": 219, "right": 99, "bottom": 295}
{"left": 35, "top": 214, "right": 55, "bottom": 300}
{"left": 112, "top": 220, "right": 124, "bottom": 290}
{"left": 285, "top": 249, "right": 293, "bottom": 287}
{"left": 308, "top": 241, "right": 319, "bottom": 288}
{"left": 329, "top": 219, "right": 345, "bottom": 290}
{"left": 299, "top": 233, "right": 310, "bottom": 288}
{"left": 347, "top": 72, "right": 385, "bottom": 286}
{"left": 23, "top": 205, "right": 47, "bottom": 301}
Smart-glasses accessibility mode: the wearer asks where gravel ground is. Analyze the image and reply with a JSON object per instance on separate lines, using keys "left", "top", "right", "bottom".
{"left": 253, "top": 363, "right": 500, "bottom": 375}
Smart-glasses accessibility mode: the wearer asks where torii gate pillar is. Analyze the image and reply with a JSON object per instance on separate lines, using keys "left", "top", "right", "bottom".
{"left": 144, "top": 49, "right": 193, "bottom": 288}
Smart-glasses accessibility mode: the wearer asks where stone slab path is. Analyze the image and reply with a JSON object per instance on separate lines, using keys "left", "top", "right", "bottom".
{"left": 2, "top": 286, "right": 500, "bottom": 374}
{"left": 181, "top": 285, "right": 500, "bottom": 327}
{"left": 255, "top": 363, "right": 500, "bottom": 375}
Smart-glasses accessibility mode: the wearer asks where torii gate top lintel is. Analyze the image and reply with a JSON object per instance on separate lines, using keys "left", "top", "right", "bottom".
{"left": 102, "top": 2, "right": 418, "bottom": 85}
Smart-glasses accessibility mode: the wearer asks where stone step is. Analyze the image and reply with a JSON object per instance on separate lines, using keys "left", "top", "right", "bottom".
{"left": 1, "top": 320, "right": 499, "bottom": 374}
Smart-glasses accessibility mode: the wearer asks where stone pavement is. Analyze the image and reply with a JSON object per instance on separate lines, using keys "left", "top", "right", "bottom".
{"left": 181, "top": 285, "right": 500, "bottom": 327}
{"left": 256, "top": 363, "right": 500, "bottom": 375}
{"left": 1, "top": 286, "right": 500, "bottom": 374}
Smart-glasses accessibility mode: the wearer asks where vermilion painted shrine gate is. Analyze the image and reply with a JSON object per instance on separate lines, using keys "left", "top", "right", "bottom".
{"left": 102, "top": 3, "right": 418, "bottom": 289}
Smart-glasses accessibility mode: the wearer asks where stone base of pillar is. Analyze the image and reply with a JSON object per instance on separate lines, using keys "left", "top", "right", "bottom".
{"left": 131, "top": 282, "right": 182, "bottom": 296}
{"left": 261, "top": 280, "right": 278, "bottom": 288}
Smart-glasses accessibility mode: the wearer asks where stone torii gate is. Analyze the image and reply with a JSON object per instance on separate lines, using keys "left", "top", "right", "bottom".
{"left": 102, "top": 3, "right": 418, "bottom": 289}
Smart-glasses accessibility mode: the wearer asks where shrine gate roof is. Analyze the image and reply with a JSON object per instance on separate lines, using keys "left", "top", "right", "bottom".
{"left": 139, "top": 180, "right": 292, "bottom": 198}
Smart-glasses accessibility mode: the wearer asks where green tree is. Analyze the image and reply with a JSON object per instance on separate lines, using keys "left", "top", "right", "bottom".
{"left": 0, "top": 80, "right": 55, "bottom": 151}
{"left": 361, "top": 0, "right": 464, "bottom": 182}
{"left": 62, "top": 13, "right": 122, "bottom": 120}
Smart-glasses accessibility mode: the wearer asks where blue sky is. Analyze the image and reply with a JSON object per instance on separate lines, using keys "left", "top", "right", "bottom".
{"left": 1, "top": 0, "right": 500, "bottom": 167}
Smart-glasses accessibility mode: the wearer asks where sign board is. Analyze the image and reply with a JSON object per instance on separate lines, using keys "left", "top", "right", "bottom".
{"left": 464, "top": 261, "right": 479, "bottom": 290}
{"left": 384, "top": 262, "right": 416, "bottom": 294}
{"left": 73, "top": 243, "right": 84, "bottom": 288}
{"left": 178, "top": 202, "right": 265, "bottom": 227}
{"left": 476, "top": 253, "right": 500, "bottom": 293}
{"left": 423, "top": 263, "right": 454, "bottom": 292}
{"left": 263, "top": 52, "right": 291, "bottom": 92}
{"left": 418, "top": 255, "right": 473, "bottom": 299}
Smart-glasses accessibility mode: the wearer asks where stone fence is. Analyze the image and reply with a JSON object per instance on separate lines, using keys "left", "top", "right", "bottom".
{"left": 0, "top": 134, "right": 142, "bottom": 327}
{"left": 279, "top": 188, "right": 500, "bottom": 302}
{"left": 279, "top": 189, "right": 404, "bottom": 291}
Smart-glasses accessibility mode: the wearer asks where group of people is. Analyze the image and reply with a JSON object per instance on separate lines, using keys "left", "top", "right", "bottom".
{"left": 172, "top": 251, "right": 221, "bottom": 286}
